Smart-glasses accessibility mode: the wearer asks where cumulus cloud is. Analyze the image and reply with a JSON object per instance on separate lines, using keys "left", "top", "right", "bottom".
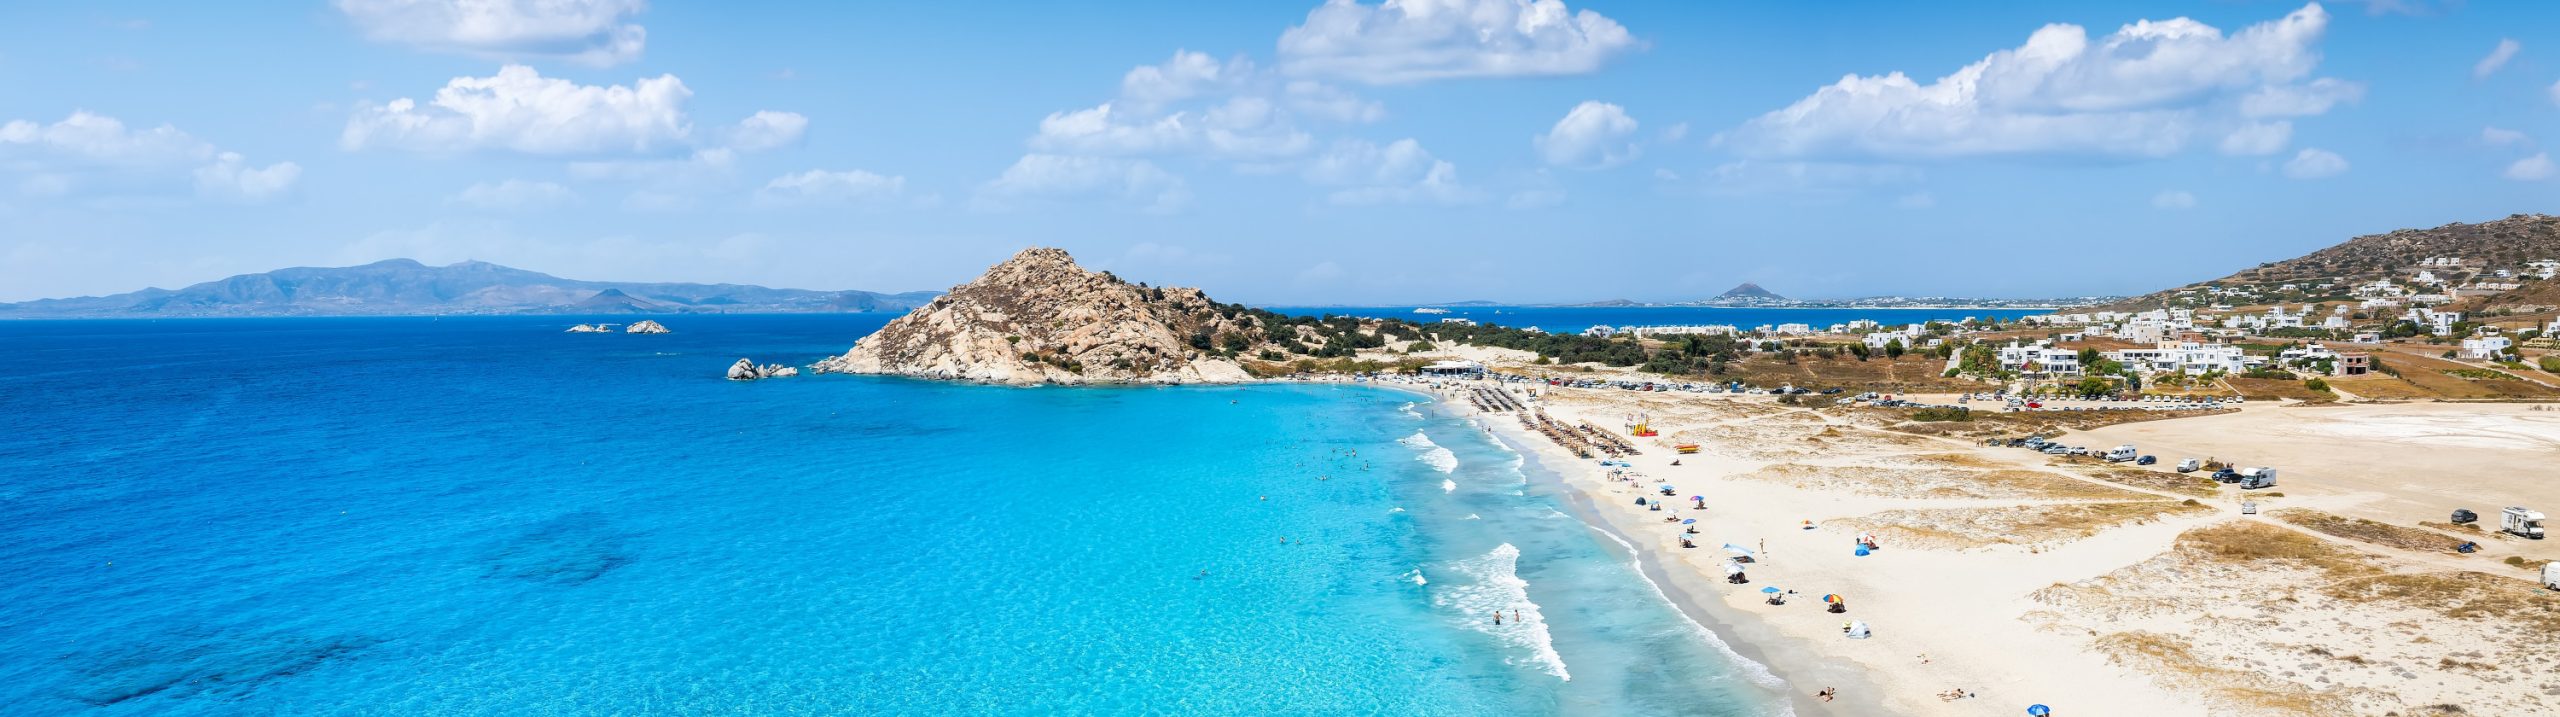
{"left": 1028, "top": 51, "right": 1388, "bottom": 163}
{"left": 449, "top": 179, "right": 574, "bottom": 209}
{"left": 1534, "top": 101, "right": 1639, "bottom": 169}
{"left": 194, "top": 153, "right": 303, "bottom": 201}
{"left": 334, "top": 0, "right": 648, "bottom": 67}
{"left": 756, "top": 169, "right": 907, "bottom": 206}
{"left": 2475, "top": 39, "right": 2521, "bottom": 79}
{"left": 979, "top": 154, "right": 1190, "bottom": 213}
{"left": 2219, "top": 121, "right": 2293, "bottom": 156}
{"left": 2505, "top": 153, "right": 2555, "bottom": 181}
{"left": 344, "top": 65, "right": 798, "bottom": 157}
{"left": 1302, "top": 138, "right": 1480, "bottom": 205}
{"left": 1278, "top": 0, "right": 1638, "bottom": 84}
{"left": 1, "top": 111, "right": 298, "bottom": 201}
{"left": 2282, "top": 147, "right": 2347, "bottom": 179}
{"left": 2151, "top": 189, "right": 2197, "bottom": 209}
{"left": 1719, "top": 4, "right": 2353, "bottom": 162}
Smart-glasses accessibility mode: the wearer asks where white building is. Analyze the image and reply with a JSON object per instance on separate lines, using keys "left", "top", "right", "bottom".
{"left": 1997, "top": 341, "right": 2083, "bottom": 376}
{"left": 2462, "top": 336, "right": 2513, "bottom": 359}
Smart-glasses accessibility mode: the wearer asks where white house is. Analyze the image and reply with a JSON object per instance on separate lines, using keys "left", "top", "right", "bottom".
{"left": 1997, "top": 341, "right": 2083, "bottom": 377}
{"left": 2461, "top": 336, "right": 2513, "bottom": 360}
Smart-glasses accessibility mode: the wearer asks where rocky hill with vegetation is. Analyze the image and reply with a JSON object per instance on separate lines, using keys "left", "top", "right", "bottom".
{"left": 2096, "top": 214, "right": 2560, "bottom": 313}
{"left": 814, "top": 248, "right": 1274, "bottom": 385}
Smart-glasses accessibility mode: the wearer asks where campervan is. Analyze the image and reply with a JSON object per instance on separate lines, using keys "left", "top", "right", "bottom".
{"left": 2103, "top": 445, "right": 2138, "bottom": 462}
{"left": 2238, "top": 467, "right": 2277, "bottom": 490}
{"left": 2175, "top": 458, "right": 2201, "bottom": 473}
{"left": 2504, "top": 507, "right": 2547, "bottom": 540}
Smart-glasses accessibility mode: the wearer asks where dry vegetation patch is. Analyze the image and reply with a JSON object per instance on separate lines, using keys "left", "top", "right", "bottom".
{"left": 1835, "top": 500, "right": 2215, "bottom": 551}
{"left": 2059, "top": 462, "right": 2225, "bottom": 498}
{"left": 2271, "top": 509, "right": 2473, "bottom": 555}
{"left": 1743, "top": 463, "right": 2152, "bottom": 501}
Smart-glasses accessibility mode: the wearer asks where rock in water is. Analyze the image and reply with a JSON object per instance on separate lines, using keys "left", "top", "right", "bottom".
{"left": 625, "top": 320, "right": 670, "bottom": 334}
{"left": 565, "top": 323, "right": 610, "bottom": 333}
{"left": 813, "top": 247, "right": 1266, "bottom": 385}
{"left": 727, "top": 358, "right": 799, "bottom": 381}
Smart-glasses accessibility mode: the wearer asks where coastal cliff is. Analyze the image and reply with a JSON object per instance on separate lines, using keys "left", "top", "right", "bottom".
{"left": 814, "top": 247, "right": 1264, "bottom": 385}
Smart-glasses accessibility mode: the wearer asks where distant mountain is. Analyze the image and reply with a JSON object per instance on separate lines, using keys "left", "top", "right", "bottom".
{"left": 0, "top": 259, "right": 941, "bottom": 318}
{"left": 1565, "top": 298, "right": 1641, "bottom": 307}
{"left": 2091, "top": 213, "right": 2560, "bottom": 313}
{"left": 1717, "top": 283, "right": 1786, "bottom": 301}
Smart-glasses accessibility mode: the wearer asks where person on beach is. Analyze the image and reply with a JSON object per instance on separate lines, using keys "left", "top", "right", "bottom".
{"left": 1815, "top": 687, "right": 1836, "bottom": 702}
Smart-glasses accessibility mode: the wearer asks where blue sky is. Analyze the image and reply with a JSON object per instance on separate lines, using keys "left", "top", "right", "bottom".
{"left": 2, "top": 0, "right": 2556, "bottom": 303}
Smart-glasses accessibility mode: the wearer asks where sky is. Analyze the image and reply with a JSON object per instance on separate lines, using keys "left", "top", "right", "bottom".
{"left": 2, "top": 0, "right": 2557, "bottom": 304}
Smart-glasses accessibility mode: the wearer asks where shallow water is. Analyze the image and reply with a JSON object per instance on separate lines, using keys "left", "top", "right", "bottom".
{"left": 0, "top": 316, "right": 1784, "bottom": 715}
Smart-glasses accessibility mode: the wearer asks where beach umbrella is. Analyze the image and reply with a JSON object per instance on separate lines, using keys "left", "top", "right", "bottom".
{"left": 1690, "top": 495, "right": 1701, "bottom": 501}
{"left": 1682, "top": 518, "right": 1696, "bottom": 524}
{"left": 1823, "top": 594, "right": 1843, "bottom": 604}
{"left": 1760, "top": 586, "right": 1780, "bottom": 594}
{"left": 2027, "top": 706, "right": 2051, "bottom": 716}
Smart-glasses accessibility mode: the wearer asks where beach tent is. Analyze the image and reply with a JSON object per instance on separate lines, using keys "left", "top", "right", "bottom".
{"left": 1845, "top": 621, "right": 1871, "bottom": 639}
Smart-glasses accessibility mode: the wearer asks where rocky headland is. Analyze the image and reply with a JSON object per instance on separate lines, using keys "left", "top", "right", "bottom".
{"left": 812, "top": 247, "right": 1269, "bottom": 385}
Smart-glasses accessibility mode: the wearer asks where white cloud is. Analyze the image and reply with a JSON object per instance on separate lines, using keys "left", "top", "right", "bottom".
{"left": 723, "top": 111, "right": 808, "bottom": 152}
{"left": 1302, "top": 138, "right": 1480, "bottom": 205}
{"left": 2483, "top": 126, "right": 2531, "bottom": 147}
{"left": 1720, "top": 4, "right": 2348, "bottom": 161}
{"left": 1120, "top": 50, "right": 1248, "bottom": 108}
{"left": 1894, "top": 191, "right": 1936, "bottom": 209}
{"left": 756, "top": 169, "right": 907, "bottom": 206}
{"left": 2475, "top": 39, "right": 2521, "bottom": 79}
{"left": 193, "top": 153, "right": 302, "bottom": 201}
{"left": 1282, "top": 80, "right": 1386, "bottom": 123}
{"left": 2151, "top": 189, "right": 2197, "bottom": 209}
{"left": 345, "top": 65, "right": 800, "bottom": 159}
{"left": 2219, "top": 121, "right": 2292, "bottom": 156}
{"left": 1534, "top": 100, "right": 1639, "bottom": 169}
{"left": 1032, "top": 98, "right": 1313, "bottom": 160}
{"left": 1278, "top": 0, "right": 1639, "bottom": 84}
{"left": 2282, "top": 147, "right": 2347, "bottom": 179}
{"left": 334, "top": 0, "right": 647, "bottom": 67}
{"left": 2504, "top": 153, "right": 2555, "bottom": 181}
{"left": 979, "top": 154, "right": 1190, "bottom": 213}
{"left": 449, "top": 179, "right": 574, "bottom": 209}
{"left": 1, "top": 111, "right": 297, "bottom": 202}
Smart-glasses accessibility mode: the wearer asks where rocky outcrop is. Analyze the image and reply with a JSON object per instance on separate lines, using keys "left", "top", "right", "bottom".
{"left": 813, "top": 247, "right": 1266, "bottom": 385}
{"left": 625, "top": 320, "right": 670, "bottom": 334}
{"left": 566, "top": 323, "right": 612, "bottom": 333}
{"left": 728, "top": 358, "right": 799, "bottom": 381}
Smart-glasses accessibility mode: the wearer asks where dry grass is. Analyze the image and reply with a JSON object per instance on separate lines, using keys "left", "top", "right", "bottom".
{"left": 1720, "top": 352, "right": 1980, "bottom": 393}
{"left": 2321, "top": 572, "right": 2560, "bottom": 633}
{"left": 2226, "top": 377, "right": 2339, "bottom": 403}
{"left": 1887, "top": 406, "right": 2237, "bottom": 439}
{"left": 2270, "top": 509, "right": 2473, "bottom": 555}
{"left": 2177, "top": 520, "right": 2381, "bottom": 576}
{"left": 1837, "top": 500, "right": 2216, "bottom": 550}
{"left": 2093, "top": 631, "right": 2358, "bottom": 715}
{"left": 1743, "top": 463, "right": 2153, "bottom": 501}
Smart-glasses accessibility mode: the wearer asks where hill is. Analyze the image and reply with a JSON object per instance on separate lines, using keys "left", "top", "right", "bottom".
{"left": 0, "top": 259, "right": 939, "bottom": 318}
{"left": 2094, "top": 214, "right": 2560, "bottom": 313}
{"left": 813, "top": 248, "right": 1268, "bottom": 385}
{"left": 1718, "top": 283, "right": 1785, "bottom": 301}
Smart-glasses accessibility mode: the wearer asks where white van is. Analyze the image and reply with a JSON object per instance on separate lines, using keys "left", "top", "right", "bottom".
{"left": 2104, "top": 445, "right": 2138, "bottom": 462}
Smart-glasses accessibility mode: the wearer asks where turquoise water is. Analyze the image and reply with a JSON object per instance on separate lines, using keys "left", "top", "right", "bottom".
{"left": 0, "top": 316, "right": 1783, "bottom": 715}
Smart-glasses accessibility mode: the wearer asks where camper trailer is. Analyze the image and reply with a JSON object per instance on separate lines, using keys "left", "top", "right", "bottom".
{"left": 2504, "top": 507, "right": 2547, "bottom": 540}
{"left": 2238, "top": 467, "right": 2277, "bottom": 490}
{"left": 2104, "top": 445, "right": 2139, "bottom": 462}
{"left": 2544, "top": 562, "right": 2559, "bottom": 590}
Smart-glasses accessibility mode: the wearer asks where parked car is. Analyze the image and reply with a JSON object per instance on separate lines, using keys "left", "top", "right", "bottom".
{"left": 2136, "top": 455, "right": 2157, "bottom": 466}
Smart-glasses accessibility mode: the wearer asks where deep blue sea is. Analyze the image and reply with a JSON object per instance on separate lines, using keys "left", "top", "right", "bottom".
{"left": 1266, "top": 305, "right": 2044, "bottom": 333}
{"left": 0, "top": 316, "right": 1786, "bottom": 716}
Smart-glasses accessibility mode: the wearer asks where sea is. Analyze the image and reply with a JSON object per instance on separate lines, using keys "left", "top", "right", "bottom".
{"left": 0, "top": 315, "right": 1790, "bottom": 716}
{"left": 1266, "top": 305, "right": 2046, "bottom": 333}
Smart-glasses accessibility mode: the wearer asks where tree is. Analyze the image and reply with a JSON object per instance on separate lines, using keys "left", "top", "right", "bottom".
{"left": 1848, "top": 343, "right": 1872, "bottom": 360}
{"left": 1884, "top": 338, "right": 1906, "bottom": 359}
{"left": 2075, "top": 375, "right": 2112, "bottom": 396}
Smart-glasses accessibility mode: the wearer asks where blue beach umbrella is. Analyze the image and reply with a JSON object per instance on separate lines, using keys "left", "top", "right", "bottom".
{"left": 1682, "top": 518, "right": 1696, "bottom": 524}
{"left": 2027, "top": 705, "right": 2051, "bottom": 716}
{"left": 1759, "top": 586, "right": 1780, "bottom": 594}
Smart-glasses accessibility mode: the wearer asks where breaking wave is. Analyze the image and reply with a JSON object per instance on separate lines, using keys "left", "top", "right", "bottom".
{"left": 1436, "top": 543, "right": 1571, "bottom": 681}
{"left": 1399, "top": 431, "right": 1458, "bottom": 473}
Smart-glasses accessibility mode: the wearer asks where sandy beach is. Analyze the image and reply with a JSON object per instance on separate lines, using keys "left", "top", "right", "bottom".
{"left": 1388, "top": 371, "right": 2560, "bottom": 716}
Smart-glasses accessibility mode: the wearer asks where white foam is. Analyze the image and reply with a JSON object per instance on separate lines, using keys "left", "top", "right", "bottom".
{"left": 1398, "top": 401, "right": 1424, "bottom": 419}
{"left": 1442, "top": 479, "right": 1458, "bottom": 493}
{"left": 1407, "top": 568, "right": 1429, "bottom": 586}
{"left": 1399, "top": 430, "right": 1459, "bottom": 473}
{"left": 1388, "top": 507, "right": 1406, "bottom": 513}
{"left": 1586, "top": 524, "right": 1789, "bottom": 692}
{"left": 1436, "top": 543, "right": 1572, "bottom": 681}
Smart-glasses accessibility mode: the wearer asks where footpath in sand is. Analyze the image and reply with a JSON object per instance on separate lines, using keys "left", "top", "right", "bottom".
{"left": 1439, "top": 380, "right": 2559, "bottom": 717}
